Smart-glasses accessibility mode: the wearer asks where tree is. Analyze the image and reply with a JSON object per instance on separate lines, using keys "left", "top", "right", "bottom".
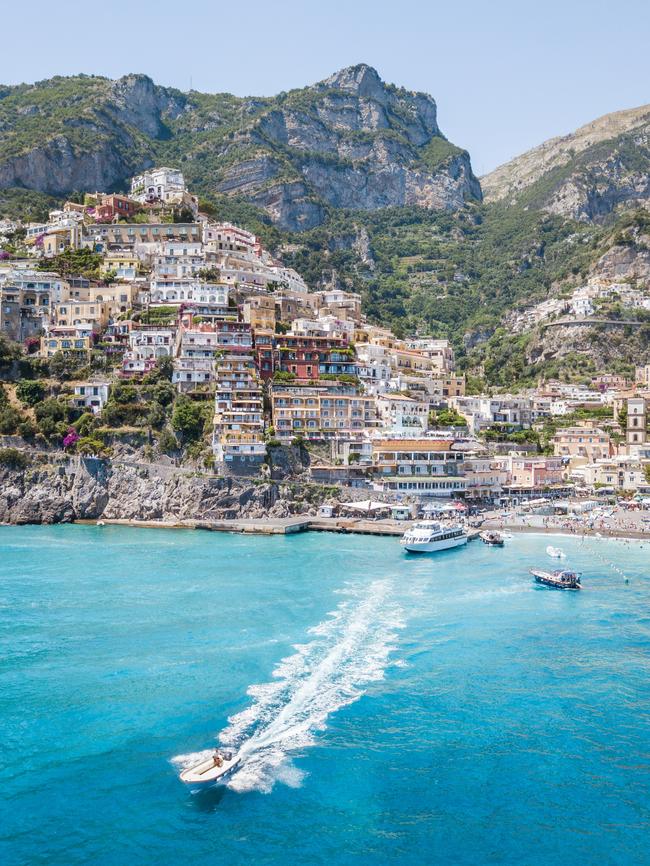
{"left": 142, "top": 356, "right": 174, "bottom": 383}
{"left": 0, "top": 334, "right": 21, "bottom": 367}
{"left": 157, "top": 428, "right": 178, "bottom": 454}
{"left": 34, "top": 398, "right": 67, "bottom": 439}
{"left": 146, "top": 401, "right": 166, "bottom": 429}
{"left": 110, "top": 382, "right": 138, "bottom": 404}
{"left": 0, "top": 405, "right": 24, "bottom": 435}
{"left": 48, "top": 352, "right": 83, "bottom": 382}
{"left": 73, "top": 412, "right": 97, "bottom": 437}
{"left": 0, "top": 448, "right": 29, "bottom": 469}
{"left": 151, "top": 381, "right": 175, "bottom": 406}
{"left": 38, "top": 248, "right": 103, "bottom": 279}
{"left": 171, "top": 396, "right": 205, "bottom": 441}
{"left": 16, "top": 380, "right": 46, "bottom": 407}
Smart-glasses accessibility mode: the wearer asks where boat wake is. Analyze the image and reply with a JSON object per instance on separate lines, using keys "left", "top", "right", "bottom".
{"left": 173, "top": 579, "right": 403, "bottom": 794}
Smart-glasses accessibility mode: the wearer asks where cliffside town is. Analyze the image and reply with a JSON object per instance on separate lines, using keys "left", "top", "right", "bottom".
{"left": 1, "top": 164, "right": 649, "bottom": 524}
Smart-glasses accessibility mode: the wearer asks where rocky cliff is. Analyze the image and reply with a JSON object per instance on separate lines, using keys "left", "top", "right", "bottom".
{"left": 0, "top": 65, "right": 480, "bottom": 230}
{"left": 0, "top": 456, "right": 321, "bottom": 525}
{"left": 481, "top": 103, "right": 650, "bottom": 221}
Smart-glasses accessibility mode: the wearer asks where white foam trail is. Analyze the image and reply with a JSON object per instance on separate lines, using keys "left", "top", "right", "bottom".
{"left": 173, "top": 579, "right": 403, "bottom": 794}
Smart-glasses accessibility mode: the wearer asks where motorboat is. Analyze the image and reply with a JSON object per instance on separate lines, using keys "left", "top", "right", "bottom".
{"left": 546, "top": 545, "right": 566, "bottom": 559}
{"left": 179, "top": 749, "right": 240, "bottom": 786}
{"left": 479, "top": 530, "right": 505, "bottom": 546}
{"left": 401, "top": 521, "right": 468, "bottom": 554}
{"left": 530, "top": 568, "right": 582, "bottom": 590}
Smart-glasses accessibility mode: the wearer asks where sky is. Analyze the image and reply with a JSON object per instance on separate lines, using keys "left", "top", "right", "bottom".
{"left": 1, "top": 0, "right": 649, "bottom": 175}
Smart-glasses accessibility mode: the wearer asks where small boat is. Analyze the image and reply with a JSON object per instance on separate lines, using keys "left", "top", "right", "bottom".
{"left": 546, "top": 545, "right": 566, "bottom": 559}
{"left": 480, "top": 530, "right": 505, "bottom": 546}
{"left": 530, "top": 568, "right": 582, "bottom": 590}
{"left": 179, "top": 749, "right": 240, "bottom": 786}
{"left": 401, "top": 521, "right": 468, "bottom": 554}
{"left": 96, "top": 520, "right": 105, "bottom": 527}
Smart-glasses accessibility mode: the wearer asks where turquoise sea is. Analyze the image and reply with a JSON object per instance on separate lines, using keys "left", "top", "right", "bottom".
{"left": 1, "top": 525, "right": 650, "bottom": 865}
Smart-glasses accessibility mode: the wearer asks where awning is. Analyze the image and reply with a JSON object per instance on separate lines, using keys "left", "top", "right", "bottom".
{"left": 340, "top": 500, "right": 390, "bottom": 514}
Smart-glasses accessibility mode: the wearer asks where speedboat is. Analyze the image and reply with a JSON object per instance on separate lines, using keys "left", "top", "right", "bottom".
{"left": 479, "top": 530, "right": 505, "bottom": 546}
{"left": 546, "top": 545, "right": 566, "bottom": 559}
{"left": 401, "top": 521, "right": 468, "bottom": 554}
{"left": 179, "top": 749, "right": 240, "bottom": 786}
{"left": 530, "top": 568, "right": 581, "bottom": 590}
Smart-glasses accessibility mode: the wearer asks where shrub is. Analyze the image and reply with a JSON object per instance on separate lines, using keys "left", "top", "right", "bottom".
{"left": 171, "top": 396, "right": 206, "bottom": 440}
{"left": 0, "top": 405, "right": 24, "bottom": 434}
{"left": 16, "top": 380, "right": 46, "bottom": 407}
{"left": 34, "top": 398, "right": 67, "bottom": 440}
{"left": 0, "top": 334, "right": 21, "bottom": 367}
{"left": 157, "top": 428, "right": 178, "bottom": 454}
{"left": 72, "top": 412, "right": 97, "bottom": 437}
{"left": 63, "top": 427, "right": 80, "bottom": 449}
{"left": 273, "top": 370, "right": 296, "bottom": 383}
{"left": 146, "top": 401, "right": 166, "bottom": 429}
{"left": 111, "top": 382, "right": 138, "bottom": 404}
{"left": 48, "top": 352, "right": 85, "bottom": 382}
{"left": 76, "top": 436, "right": 109, "bottom": 456}
{"left": 17, "top": 420, "right": 37, "bottom": 440}
{"left": 0, "top": 448, "right": 29, "bottom": 469}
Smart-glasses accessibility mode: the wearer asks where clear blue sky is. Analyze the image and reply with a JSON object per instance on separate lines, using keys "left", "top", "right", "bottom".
{"left": 1, "top": 0, "right": 649, "bottom": 175}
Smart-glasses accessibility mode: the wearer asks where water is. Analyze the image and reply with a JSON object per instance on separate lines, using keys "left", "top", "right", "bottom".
{"left": 1, "top": 525, "right": 650, "bottom": 865}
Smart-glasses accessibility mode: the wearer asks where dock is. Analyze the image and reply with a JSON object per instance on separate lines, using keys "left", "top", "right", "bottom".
{"left": 87, "top": 517, "right": 481, "bottom": 540}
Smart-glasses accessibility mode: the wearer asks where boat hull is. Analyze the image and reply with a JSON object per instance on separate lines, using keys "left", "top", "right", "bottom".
{"left": 179, "top": 755, "right": 240, "bottom": 786}
{"left": 402, "top": 535, "right": 468, "bottom": 554}
{"left": 479, "top": 532, "right": 504, "bottom": 546}
{"left": 533, "top": 575, "right": 581, "bottom": 590}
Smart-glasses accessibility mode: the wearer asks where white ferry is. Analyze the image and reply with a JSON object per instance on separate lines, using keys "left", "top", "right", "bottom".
{"left": 179, "top": 749, "right": 240, "bottom": 786}
{"left": 400, "top": 520, "right": 468, "bottom": 554}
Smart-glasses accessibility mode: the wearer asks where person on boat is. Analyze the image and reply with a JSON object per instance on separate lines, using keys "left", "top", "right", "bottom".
{"left": 213, "top": 751, "right": 223, "bottom": 767}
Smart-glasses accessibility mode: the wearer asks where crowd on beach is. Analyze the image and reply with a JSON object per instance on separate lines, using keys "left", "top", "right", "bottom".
{"left": 482, "top": 503, "right": 650, "bottom": 539}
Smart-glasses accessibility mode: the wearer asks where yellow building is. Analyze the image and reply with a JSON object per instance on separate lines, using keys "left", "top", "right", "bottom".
{"left": 41, "top": 328, "right": 91, "bottom": 359}
{"left": 242, "top": 295, "right": 276, "bottom": 332}
{"left": 100, "top": 252, "right": 140, "bottom": 282}
{"left": 64, "top": 283, "right": 138, "bottom": 318}
{"left": 53, "top": 300, "right": 110, "bottom": 330}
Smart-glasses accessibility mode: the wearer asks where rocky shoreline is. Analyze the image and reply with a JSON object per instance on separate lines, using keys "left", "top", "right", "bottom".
{"left": 0, "top": 455, "right": 334, "bottom": 525}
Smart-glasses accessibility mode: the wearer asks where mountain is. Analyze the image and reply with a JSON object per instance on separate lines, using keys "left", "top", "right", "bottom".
{"left": 0, "top": 66, "right": 480, "bottom": 230}
{"left": 1, "top": 70, "right": 649, "bottom": 384}
{"left": 482, "top": 104, "right": 650, "bottom": 221}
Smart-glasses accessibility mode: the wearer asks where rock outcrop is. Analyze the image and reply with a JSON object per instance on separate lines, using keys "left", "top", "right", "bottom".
{"left": 481, "top": 103, "right": 650, "bottom": 221}
{"left": 0, "top": 65, "right": 481, "bottom": 229}
{"left": 0, "top": 457, "right": 318, "bottom": 525}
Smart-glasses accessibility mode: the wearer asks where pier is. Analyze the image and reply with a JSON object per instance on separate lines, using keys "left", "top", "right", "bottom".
{"left": 92, "top": 516, "right": 481, "bottom": 539}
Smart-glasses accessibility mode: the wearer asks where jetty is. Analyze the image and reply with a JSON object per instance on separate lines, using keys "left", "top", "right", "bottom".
{"left": 92, "top": 516, "right": 481, "bottom": 540}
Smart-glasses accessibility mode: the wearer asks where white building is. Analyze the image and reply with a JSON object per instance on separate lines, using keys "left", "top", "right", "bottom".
{"left": 130, "top": 167, "right": 186, "bottom": 205}
{"left": 149, "top": 278, "right": 228, "bottom": 307}
{"left": 72, "top": 382, "right": 110, "bottom": 414}
{"left": 376, "top": 394, "right": 429, "bottom": 434}
{"left": 122, "top": 327, "right": 175, "bottom": 376}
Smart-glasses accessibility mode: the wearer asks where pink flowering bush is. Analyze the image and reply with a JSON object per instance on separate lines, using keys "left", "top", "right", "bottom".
{"left": 63, "top": 428, "right": 80, "bottom": 450}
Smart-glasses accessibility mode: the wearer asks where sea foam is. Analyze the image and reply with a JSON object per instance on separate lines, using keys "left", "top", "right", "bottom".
{"left": 173, "top": 578, "right": 403, "bottom": 793}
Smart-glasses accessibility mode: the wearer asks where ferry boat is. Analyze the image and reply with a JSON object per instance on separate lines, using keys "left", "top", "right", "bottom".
{"left": 530, "top": 568, "right": 582, "bottom": 590}
{"left": 479, "top": 530, "right": 505, "bottom": 546}
{"left": 400, "top": 521, "right": 468, "bottom": 554}
{"left": 179, "top": 749, "right": 240, "bottom": 786}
